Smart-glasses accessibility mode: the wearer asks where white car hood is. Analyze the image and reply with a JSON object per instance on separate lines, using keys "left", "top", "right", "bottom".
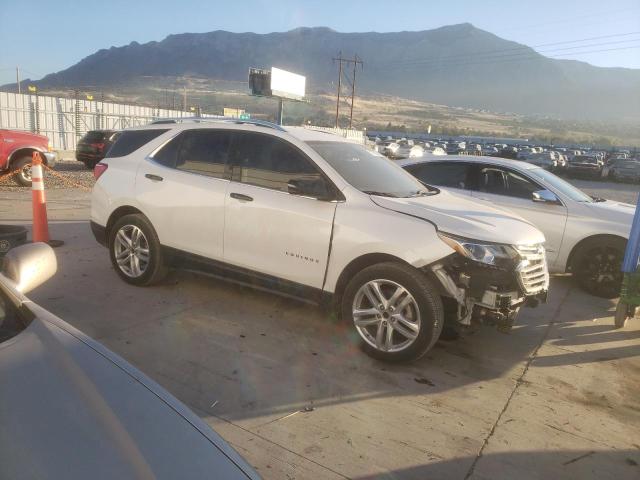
{"left": 371, "top": 189, "right": 545, "bottom": 245}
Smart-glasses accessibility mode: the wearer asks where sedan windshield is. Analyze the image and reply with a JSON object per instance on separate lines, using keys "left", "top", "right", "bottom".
{"left": 528, "top": 168, "right": 593, "bottom": 202}
{"left": 307, "top": 141, "right": 431, "bottom": 197}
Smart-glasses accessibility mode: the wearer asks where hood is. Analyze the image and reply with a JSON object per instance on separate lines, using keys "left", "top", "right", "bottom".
{"left": 0, "top": 308, "right": 259, "bottom": 480}
{"left": 370, "top": 189, "right": 545, "bottom": 245}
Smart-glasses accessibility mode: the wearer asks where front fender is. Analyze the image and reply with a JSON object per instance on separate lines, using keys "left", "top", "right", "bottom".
{"left": 323, "top": 202, "right": 453, "bottom": 293}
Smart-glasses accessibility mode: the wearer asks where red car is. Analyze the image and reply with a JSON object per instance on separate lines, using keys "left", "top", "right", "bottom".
{"left": 0, "top": 129, "right": 57, "bottom": 186}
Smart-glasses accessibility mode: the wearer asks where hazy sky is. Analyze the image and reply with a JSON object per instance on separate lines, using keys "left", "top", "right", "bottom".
{"left": 1, "top": 0, "right": 639, "bottom": 84}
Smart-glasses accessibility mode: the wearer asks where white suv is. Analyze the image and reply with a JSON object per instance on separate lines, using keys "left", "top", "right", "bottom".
{"left": 91, "top": 120, "right": 549, "bottom": 362}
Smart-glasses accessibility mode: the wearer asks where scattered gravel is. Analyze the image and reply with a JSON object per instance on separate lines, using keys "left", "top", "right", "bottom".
{"left": 0, "top": 161, "right": 94, "bottom": 192}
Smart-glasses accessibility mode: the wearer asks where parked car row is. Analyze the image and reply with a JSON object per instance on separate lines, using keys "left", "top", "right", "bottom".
{"left": 370, "top": 134, "right": 640, "bottom": 182}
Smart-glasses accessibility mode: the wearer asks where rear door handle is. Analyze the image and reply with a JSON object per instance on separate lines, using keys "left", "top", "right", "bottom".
{"left": 230, "top": 192, "right": 253, "bottom": 202}
{"left": 145, "top": 173, "right": 163, "bottom": 182}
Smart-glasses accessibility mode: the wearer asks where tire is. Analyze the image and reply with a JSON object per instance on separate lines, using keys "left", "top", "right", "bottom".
{"left": 12, "top": 156, "right": 33, "bottom": 187}
{"left": 83, "top": 159, "right": 98, "bottom": 170}
{"left": 571, "top": 236, "right": 626, "bottom": 299}
{"left": 108, "top": 213, "right": 167, "bottom": 286}
{"left": 341, "top": 262, "right": 444, "bottom": 363}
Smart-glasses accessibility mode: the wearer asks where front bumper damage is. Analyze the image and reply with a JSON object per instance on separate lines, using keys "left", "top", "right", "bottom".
{"left": 429, "top": 251, "right": 548, "bottom": 333}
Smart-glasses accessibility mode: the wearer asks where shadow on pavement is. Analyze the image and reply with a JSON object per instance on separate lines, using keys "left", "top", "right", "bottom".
{"left": 353, "top": 449, "right": 640, "bottom": 480}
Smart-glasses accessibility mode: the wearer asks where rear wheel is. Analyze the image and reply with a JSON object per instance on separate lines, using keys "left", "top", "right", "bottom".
{"left": 571, "top": 237, "right": 625, "bottom": 299}
{"left": 12, "top": 156, "right": 33, "bottom": 187}
{"left": 342, "top": 262, "right": 444, "bottom": 363}
{"left": 108, "top": 214, "right": 167, "bottom": 286}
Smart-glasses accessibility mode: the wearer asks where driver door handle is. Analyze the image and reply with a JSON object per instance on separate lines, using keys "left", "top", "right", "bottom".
{"left": 145, "top": 173, "right": 163, "bottom": 182}
{"left": 230, "top": 192, "right": 253, "bottom": 202}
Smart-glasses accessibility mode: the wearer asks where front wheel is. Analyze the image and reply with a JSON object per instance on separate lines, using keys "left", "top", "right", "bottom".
{"left": 108, "top": 213, "right": 167, "bottom": 286}
{"left": 572, "top": 237, "right": 625, "bottom": 299}
{"left": 342, "top": 262, "right": 444, "bottom": 363}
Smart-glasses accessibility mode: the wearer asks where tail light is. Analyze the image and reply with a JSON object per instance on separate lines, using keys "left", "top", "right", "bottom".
{"left": 94, "top": 163, "right": 108, "bottom": 180}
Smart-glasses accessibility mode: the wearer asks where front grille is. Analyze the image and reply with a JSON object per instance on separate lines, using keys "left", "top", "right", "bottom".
{"left": 514, "top": 244, "right": 549, "bottom": 295}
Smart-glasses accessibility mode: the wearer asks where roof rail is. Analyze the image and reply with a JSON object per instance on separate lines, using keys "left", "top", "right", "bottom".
{"left": 149, "top": 116, "right": 286, "bottom": 132}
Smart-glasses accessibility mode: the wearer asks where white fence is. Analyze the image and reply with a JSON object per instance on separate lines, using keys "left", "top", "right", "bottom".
{"left": 0, "top": 91, "right": 366, "bottom": 150}
{"left": 0, "top": 92, "right": 194, "bottom": 150}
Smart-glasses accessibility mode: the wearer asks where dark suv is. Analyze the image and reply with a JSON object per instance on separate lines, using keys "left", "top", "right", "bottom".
{"left": 76, "top": 130, "right": 120, "bottom": 169}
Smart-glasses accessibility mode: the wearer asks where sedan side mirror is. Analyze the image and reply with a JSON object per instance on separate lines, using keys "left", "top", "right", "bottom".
{"left": 1, "top": 243, "right": 57, "bottom": 293}
{"left": 532, "top": 189, "right": 559, "bottom": 204}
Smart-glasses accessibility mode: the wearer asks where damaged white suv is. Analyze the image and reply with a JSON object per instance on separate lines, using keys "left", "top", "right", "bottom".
{"left": 91, "top": 119, "right": 549, "bottom": 362}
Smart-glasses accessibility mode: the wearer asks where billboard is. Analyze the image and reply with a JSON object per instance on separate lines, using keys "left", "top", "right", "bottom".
{"left": 270, "top": 67, "right": 306, "bottom": 100}
{"left": 249, "top": 68, "right": 271, "bottom": 96}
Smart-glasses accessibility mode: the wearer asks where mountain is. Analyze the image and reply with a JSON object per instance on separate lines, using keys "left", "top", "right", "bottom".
{"left": 7, "top": 24, "right": 640, "bottom": 121}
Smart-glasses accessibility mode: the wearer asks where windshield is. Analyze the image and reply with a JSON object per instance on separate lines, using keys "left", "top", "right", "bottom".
{"left": 528, "top": 168, "right": 593, "bottom": 202}
{"left": 307, "top": 141, "right": 430, "bottom": 197}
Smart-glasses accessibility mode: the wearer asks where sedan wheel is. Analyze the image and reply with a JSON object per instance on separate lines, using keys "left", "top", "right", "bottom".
{"left": 573, "top": 239, "right": 625, "bottom": 298}
{"left": 352, "top": 279, "right": 421, "bottom": 353}
{"left": 113, "top": 225, "right": 150, "bottom": 278}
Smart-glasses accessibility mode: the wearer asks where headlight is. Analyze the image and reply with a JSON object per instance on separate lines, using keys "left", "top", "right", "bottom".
{"left": 438, "top": 232, "right": 517, "bottom": 267}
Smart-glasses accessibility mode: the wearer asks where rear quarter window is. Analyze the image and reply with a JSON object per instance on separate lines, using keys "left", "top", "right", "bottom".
{"left": 106, "top": 130, "right": 168, "bottom": 158}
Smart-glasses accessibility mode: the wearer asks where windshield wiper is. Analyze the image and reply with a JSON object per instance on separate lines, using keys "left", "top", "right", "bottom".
{"left": 363, "top": 191, "right": 398, "bottom": 198}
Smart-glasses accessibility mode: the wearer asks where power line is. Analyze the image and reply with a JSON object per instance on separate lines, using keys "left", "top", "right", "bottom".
{"left": 379, "top": 31, "right": 640, "bottom": 68}
{"left": 391, "top": 44, "right": 640, "bottom": 71}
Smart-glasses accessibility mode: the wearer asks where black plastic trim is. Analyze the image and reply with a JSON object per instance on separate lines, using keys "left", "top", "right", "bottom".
{"left": 90, "top": 221, "right": 107, "bottom": 247}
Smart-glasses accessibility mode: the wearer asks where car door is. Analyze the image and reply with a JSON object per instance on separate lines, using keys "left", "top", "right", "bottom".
{"left": 136, "top": 129, "right": 231, "bottom": 260}
{"left": 470, "top": 165, "right": 568, "bottom": 265}
{"left": 223, "top": 131, "right": 337, "bottom": 289}
{"left": 404, "top": 161, "right": 474, "bottom": 196}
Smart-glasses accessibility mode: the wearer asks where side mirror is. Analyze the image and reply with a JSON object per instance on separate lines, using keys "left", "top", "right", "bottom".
{"left": 1, "top": 243, "right": 57, "bottom": 293}
{"left": 532, "top": 189, "right": 559, "bottom": 204}
{"left": 288, "top": 178, "right": 334, "bottom": 201}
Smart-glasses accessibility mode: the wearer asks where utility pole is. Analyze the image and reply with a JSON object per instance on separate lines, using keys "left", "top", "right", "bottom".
{"left": 349, "top": 54, "right": 362, "bottom": 129}
{"left": 333, "top": 52, "right": 343, "bottom": 128}
{"left": 16, "top": 66, "right": 21, "bottom": 94}
{"left": 332, "top": 53, "right": 363, "bottom": 129}
{"left": 183, "top": 86, "right": 187, "bottom": 112}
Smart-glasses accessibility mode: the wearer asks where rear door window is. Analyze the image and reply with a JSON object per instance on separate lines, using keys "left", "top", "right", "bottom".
{"left": 406, "top": 162, "right": 470, "bottom": 189}
{"left": 106, "top": 129, "right": 168, "bottom": 158}
{"left": 175, "top": 130, "right": 232, "bottom": 179}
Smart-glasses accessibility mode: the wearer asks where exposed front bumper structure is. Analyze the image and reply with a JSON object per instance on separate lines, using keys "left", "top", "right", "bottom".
{"left": 430, "top": 245, "right": 549, "bottom": 331}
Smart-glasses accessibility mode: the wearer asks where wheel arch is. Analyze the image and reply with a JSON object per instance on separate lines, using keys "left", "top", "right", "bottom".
{"left": 565, "top": 233, "right": 628, "bottom": 272}
{"left": 105, "top": 205, "right": 146, "bottom": 239}
{"left": 7, "top": 147, "right": 47, "bottom": 169}
{"left": 332, "top": 253, "right": 423, "bottom": 310}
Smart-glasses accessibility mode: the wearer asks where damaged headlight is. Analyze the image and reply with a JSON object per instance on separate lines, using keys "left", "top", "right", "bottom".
{"left": 438, "top": 232, "right": 518, "bottom": 268}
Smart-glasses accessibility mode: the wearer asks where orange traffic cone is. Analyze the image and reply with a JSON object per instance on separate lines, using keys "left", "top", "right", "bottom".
{"left": 31, "top": 152, "right": 63, "bottom": 247}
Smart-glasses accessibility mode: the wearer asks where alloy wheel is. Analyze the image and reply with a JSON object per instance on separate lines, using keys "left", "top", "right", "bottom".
{"left": 113, "top": 225, "right": 150, "bottom": 278}
{"left": 352, "top": 279, "right": 421, "bottom": 353}
{"left": 577, "top": 245, "right": 622, "bottom": 297}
